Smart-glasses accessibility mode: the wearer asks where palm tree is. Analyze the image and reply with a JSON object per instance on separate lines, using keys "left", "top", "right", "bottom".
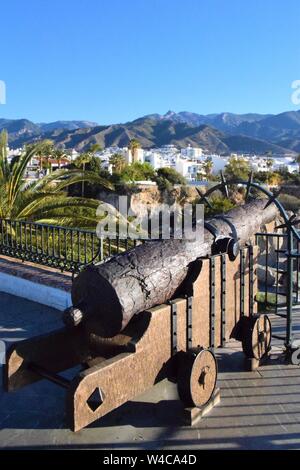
{"left": 0, "top": 130, "right": 113, "bottom": 228}
{"left": 265, "top": 157, "right": 274, "bottom": 185}
{"left": 203, "top": 158, "right": 213, "bottom": 180}
{"left": 109, "top": 153, "right": 126, "bottom": 174}
{"left": 74, "top": 153, "right": 93, "bottom": 197}
{"left": 33, "top": 139, "right": 53, "bottom": 172}
{"left": 74, "top": 144, "right": 103, "bottom": 196}
{"left": 0, "top": 129, "right": 9, "bottom": 176}
{"left": 53, "top": 148, "right": 68, "bottom": 169}
{"left": 129, "top": 139, "right": 141, "bottom": 162}
{"left": 88, "top": 143, "right": 102, "bottom": 154}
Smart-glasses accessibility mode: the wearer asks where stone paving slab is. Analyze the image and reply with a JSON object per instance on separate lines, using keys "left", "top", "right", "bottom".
{"left": 1, "top": 292, "right": 300, "bottom": 450}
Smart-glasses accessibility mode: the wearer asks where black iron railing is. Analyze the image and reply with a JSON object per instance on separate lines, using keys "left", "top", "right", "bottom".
{"left": 256, "top": 229, "right": 300, "bottom": 349}
{"left": 256, "top": 231, "right": 300, "bottom": 309}
{"left": 0, "top": 219, "right": 137, "bottom": 273}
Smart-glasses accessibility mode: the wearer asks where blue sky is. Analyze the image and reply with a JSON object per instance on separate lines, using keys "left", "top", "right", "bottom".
{"left": 1, "top": 0, "right": 300, "bottom": 123}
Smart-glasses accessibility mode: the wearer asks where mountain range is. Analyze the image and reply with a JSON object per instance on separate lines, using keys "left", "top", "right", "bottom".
{"left": 2, "top": 110, "right": 300, "bottom": 155}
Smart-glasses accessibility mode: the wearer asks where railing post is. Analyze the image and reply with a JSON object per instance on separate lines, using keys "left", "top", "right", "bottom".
{"left": 100, "top": 237, "right": 104, "bottom": 261}
{"left": 286, "top": 229, "right": 294, "bottom": 351}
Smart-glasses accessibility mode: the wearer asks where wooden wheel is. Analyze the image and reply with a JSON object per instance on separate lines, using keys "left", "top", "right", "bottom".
{"left": 177, "top": 348, "right": 217, "bottom": 408}
{"left": 242, "top": 314, "right": 271, "bottom": 359}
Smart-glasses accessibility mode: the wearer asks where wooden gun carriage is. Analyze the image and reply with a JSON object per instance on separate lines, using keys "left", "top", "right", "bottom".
{"left": 4, "top": 244, "right": 271, "bottom": 432}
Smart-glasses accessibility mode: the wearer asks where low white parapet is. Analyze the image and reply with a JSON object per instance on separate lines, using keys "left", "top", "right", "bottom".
{"left": 0, "top": 271, "right": 72, "bottom": 311}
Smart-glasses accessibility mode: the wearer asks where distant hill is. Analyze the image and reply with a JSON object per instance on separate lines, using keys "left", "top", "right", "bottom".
{"left": 143, "top": 111, "right": 272, "bottom": 133}
{"left": 0, "top": 119, "right": 41, "bottom": 146}
{"left": 0, "top": 118, "right": 39, "bottom": 134}
{"left": 34, "top": 118, "right": 292, "bottom": 155}
{"left": 37, "top": 120, "right": 99, "bottom": 132}
{"left": 143, "top": 110, "right": 300, "bottom": 152}
{"left": 1, "top": 110, "right": 300, "bottom": 155}
{"left": 0, "top": 119, "right": 99, "bottom": 146}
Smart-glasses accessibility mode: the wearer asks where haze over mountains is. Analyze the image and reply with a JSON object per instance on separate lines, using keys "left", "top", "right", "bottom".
{"left": 2, "top": 110, "right": 300, "bottom": 155}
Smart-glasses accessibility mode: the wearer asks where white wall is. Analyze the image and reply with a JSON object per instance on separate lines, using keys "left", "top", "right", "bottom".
{"left": 211, "top": 156, "right": 227, "bottom": 174}
{"left": 0, "top": 272, "right": 72, "bottom": 311}
{"left": 144, "top": 152, "right": 161, "bottom": 169}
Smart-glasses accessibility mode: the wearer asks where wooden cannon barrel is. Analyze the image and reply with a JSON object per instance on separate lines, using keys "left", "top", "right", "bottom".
{"left": 64, "top": 199, "right": 278, "bottom": 337}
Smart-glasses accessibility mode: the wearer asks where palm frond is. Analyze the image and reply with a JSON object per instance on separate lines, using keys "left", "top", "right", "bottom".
{"left": 17, "top": 195, "right": 100, "bottom": 220}
{"left": 35, "top": 216, "right": 100, "bottom": 229}
{"left": 0, "top": 138, "right": 115, "bottom": 230}
{"left": 32, "top": 169, "right": 113, "bottom": 192}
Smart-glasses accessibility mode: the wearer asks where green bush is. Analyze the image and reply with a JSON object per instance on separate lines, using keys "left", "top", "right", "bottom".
{"left": 120, "top": 162, "right": 155, "bottom": 182}
{"left": 155, "top": 167, "right": 186, "bottom": 185}
{"left": 224, "top": 157, "right": 250, "bottom": 181}
{"left": 153, "top": 167, "right": 186, "bottom": 191}
{"left": 204, "top": 195, "right": 236, "bottom": 216}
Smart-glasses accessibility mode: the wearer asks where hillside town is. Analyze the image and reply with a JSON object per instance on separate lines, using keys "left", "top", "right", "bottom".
{"left": 6, "top": 142, "right": 299, "bottom": 183}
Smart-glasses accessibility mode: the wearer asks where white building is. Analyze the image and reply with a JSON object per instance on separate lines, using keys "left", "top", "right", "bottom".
{"left": 175, "top": 157, "right": 204, "bottom": 181}
{"left": 181, "top": 145, "right": 203, "bottom": 159}
{"left": 144, "top": 151, "right": 162, "bottom": 169}
{"left": 273, "top": 157, "right": 298, "bottom": 174}
{"left": 210, "top": 155, "right": 227, "bottom": 174}
{"left": 249, "top": 156, "right": 298, "bottom": 174}
{"left": 70, "top": 149, "right": 80, "bottom": 161}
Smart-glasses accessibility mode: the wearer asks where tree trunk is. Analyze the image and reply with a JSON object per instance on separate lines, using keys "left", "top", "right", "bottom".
{"left": 64, "top": 199, "right": 279, "bottom": 337}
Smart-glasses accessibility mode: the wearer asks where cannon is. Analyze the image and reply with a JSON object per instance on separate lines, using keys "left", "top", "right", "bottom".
{"left": 4, "top": 199, "right": 275, "bottom": 431}
{"left": 64, "top": 199, "right": 277, "bottom": 336}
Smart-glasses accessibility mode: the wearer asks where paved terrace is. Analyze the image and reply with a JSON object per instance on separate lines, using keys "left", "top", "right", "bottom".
{"left": 1, "top": 292, "right": 300, "bottom": 450}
